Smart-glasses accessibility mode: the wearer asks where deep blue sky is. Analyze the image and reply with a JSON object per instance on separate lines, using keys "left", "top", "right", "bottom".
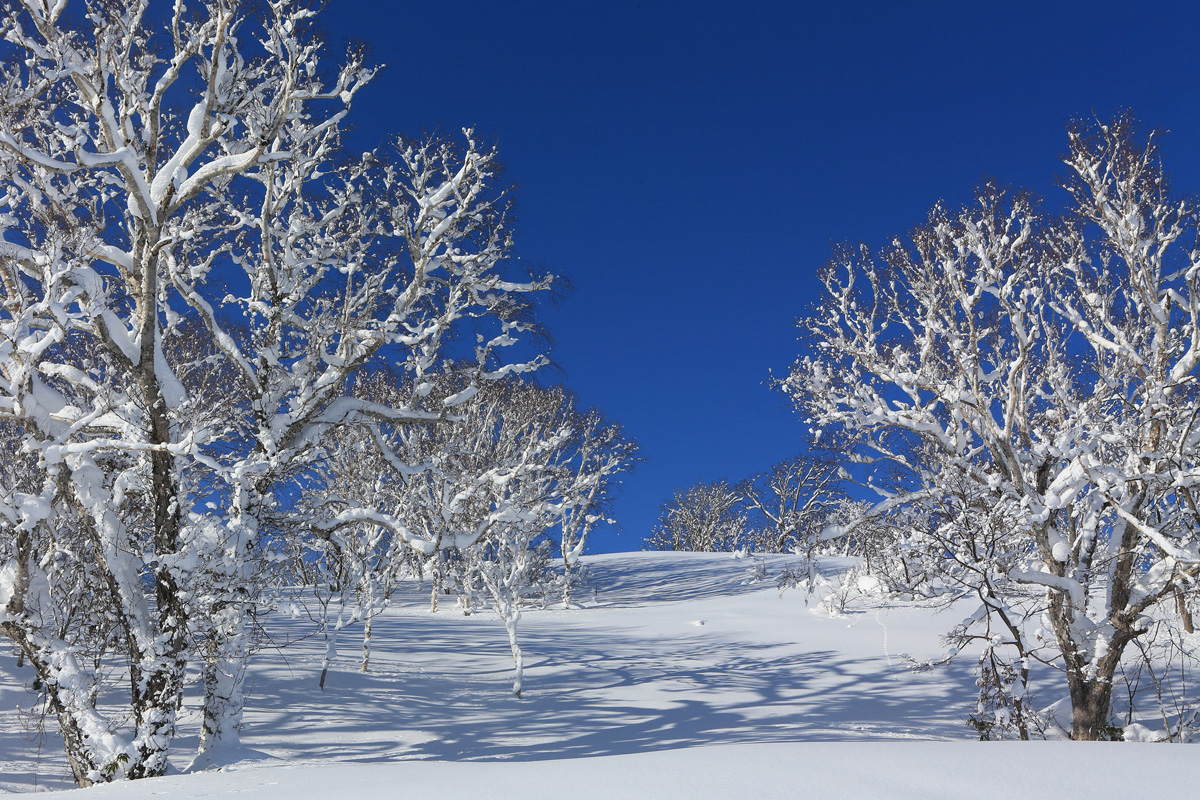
{"left": 324, "top": 1, "right": 1200, "bottom": 551}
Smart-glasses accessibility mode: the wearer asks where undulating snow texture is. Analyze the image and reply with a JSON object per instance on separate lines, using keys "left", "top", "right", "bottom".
{"left": 3, "top": 553, "right": 1200, "bottom": 798}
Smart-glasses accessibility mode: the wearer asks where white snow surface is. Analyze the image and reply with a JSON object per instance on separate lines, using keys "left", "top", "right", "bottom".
{"left": 3, "top": 551, "right": 1198, "bottom": 798}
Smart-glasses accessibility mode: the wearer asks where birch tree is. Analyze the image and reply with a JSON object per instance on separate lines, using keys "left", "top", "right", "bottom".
{"left": 311, "top": 377, "right": 637, "bottom": 696}
{"left": 740, "top": 453, "right": 843, "bottom": 553}
{"left": 644, "top": 480, "right": 748, "bottom": 552}
{"left": 784, "top": 115, "right": 1200, "bottom": 740}
{"left": 0, "top": 0, "right": 547, "bottom": 781}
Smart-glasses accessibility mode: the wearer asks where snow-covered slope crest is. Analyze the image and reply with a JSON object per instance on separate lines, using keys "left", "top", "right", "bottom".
{"left": 4, "top": 552, "right": 1200, "bottom": 797}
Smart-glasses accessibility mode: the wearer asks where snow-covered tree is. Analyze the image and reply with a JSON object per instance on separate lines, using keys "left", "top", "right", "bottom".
{"left": 0, "top": 0, "right": 546, "bottom": 781}
{"left": 310, "top": 376, "right": 636, "bottom": 696}
{"left": 300, "top": 371, "right": 426, "bottom": 681}
{"left": 457, "top": 381, "right": 636, "bottom": 695}
{"left": 739, "top": 452, "right": 843, "bottom": 553}
{"left": 784, "top": 116, "right": 1200, "bottom": 740}
{"left": 551, "top": 404, "right": 638, "bottom": 606}
{"left": 644, "top": 480, "right": 748, "bottom": 552}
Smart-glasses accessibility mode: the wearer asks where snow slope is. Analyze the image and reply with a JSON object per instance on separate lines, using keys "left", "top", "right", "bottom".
{"left": 3, "top": 552, "right": 1199, "bottom": 797}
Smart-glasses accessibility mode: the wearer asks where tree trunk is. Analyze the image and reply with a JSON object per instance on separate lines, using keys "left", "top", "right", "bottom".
{"left": 1176, "top": 586, "right": 1194, "bottom": 634}
{"left": 5, "top": 632, "right": 102, "bottom": 786}
{"left": 53, "top": 704, "right": 98, "bottom": 787}
{"left": 1070, "top": 679, "right": 1117, "bottom": 740}
{"left": 125, "top": 343, "right": 188, "bottom": 779}
{"left": 503, "top": 612, "right": 524, "bottom": 698}
{"left": 562, "top": 559, "right": 573, "bottom": 608}
{"left": 318, "top": 595, "right": 344, "bottom": 690}
{"left": 361, "top": 616, "right": 372, "bottom": 672}
{"left": 199, "top": 651, "right": 248, "bottom": 752}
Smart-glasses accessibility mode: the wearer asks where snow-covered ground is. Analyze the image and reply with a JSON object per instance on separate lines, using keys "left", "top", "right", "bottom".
{"left": 3, "top": 551, "right": 1199, "bottom": 797}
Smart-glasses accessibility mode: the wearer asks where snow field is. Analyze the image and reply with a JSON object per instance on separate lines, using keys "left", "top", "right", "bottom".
{"left": 4, "top": 552, "right": 1200, "bottom": 797}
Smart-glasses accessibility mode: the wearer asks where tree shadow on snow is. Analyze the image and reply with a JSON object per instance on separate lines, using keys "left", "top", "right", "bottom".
{"left": 0, "top": 554, "right": 981, "bottom": 782}
{"left": 236, "top": 603, "right": 980, "bottom": 766}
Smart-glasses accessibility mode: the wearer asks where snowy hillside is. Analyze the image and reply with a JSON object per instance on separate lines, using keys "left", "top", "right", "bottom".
{"left": 3, "top": 552, "right": 1199, "bottom": 798}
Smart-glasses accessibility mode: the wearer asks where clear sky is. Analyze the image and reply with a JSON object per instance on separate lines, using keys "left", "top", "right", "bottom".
{"left": 323, "top": 1, "right": 1200, "bottom": 551}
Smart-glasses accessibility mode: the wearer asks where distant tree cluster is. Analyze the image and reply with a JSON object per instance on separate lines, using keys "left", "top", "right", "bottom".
{"left": 643, "top": 451, "right": 848, "bottom": 555}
